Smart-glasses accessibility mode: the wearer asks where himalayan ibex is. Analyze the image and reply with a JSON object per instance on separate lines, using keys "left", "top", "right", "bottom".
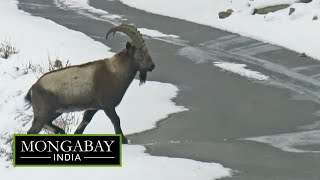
{"left": 25, "top": 24, "right": 155, "bottom": 144}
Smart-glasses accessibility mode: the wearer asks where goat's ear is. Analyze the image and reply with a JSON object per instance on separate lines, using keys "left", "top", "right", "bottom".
{"left": 126, "top": 42, "right": 135, "bottom": 56}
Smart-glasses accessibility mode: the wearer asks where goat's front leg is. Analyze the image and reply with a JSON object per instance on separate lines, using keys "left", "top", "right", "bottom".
{"left": 104, "top": 108, "right": 128, "bottom": 144}
{"left": 74, "top": 110, "right": 98, "bottom": 134}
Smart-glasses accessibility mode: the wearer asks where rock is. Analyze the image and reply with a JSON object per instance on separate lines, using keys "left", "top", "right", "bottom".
{"left": 253, "top": 4, "right": 290, "bottom": 15}
{"left": 226, "top": 9, "right": 234, "bottom": 14}
{"left": 313, "top": 16, "right": 318, "bottom": 20}
{"left": 218, "top": 10, "right": 233, "bottom": 19}
{"left": 298, "top": 0, "right": 312, "bottom": 3}
{"left": 289, "top": 7, "right": 295, "bottom": 15}
{"left": 218, "top": 12, "right": 231, "bottom": 19}
{"left": 299, "top": 53, "right": 307, "bottom": 57}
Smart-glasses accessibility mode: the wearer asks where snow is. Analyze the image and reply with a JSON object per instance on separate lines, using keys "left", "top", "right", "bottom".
{"left": 53, "top": 0, "right": 124, "bottom": 23}
{"left": 245, "top": 130, "right": 320, "bottom": 153}
{"left": 0, "top": 0, "right": 232, "bottom": 179}
{"left": 119, "top": 0, "right": 320, "bottom": 61}
{"left": 138, "top": 28, "right": 179, "bottom": 38}
{"left": 0, "top": 145, "right": 230, "bottom": 180}
{"left": 137, "top": 28, "right": 185, "bottom": 46}
{"left": 214, "top": 62, "right": 269, "bottom": 81}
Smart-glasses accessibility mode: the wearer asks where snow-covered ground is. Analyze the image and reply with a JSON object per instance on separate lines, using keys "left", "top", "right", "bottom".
{"left": 120, "top": 0, "right": 320, "bottom": 61}
{"left": 0, "top": 0, "right": 232, "bottom": 179}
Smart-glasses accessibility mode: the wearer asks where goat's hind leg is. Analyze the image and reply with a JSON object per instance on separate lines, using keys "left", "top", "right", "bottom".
{"left": 44, "top": 123, "right": 65, "bottom": 134}
{"left": 27, "top": 112, "right": 62, "bottom": 134}
{"left": 43, "top": 113, "right": 64, "bottom": 134}
{"left": 27, "top": 116, "right": 46, "bottom": 134}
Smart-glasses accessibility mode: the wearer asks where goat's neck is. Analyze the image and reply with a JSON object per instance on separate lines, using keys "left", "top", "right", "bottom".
{"left": 108, "top": 52, "right": 138, "bottom": 86}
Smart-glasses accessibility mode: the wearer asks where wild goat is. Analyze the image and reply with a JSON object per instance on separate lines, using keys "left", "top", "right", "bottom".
{"left": 25, "top": 24, "right": 155, "bottom": 144}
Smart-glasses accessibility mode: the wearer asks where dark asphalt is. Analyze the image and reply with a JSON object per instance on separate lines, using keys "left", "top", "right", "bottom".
{"left": 17, "top": 0, "right": 320, "bottom": 179}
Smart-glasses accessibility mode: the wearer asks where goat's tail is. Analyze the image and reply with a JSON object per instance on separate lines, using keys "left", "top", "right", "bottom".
{"left": 24, "top": 88, "right": 32, "bottom": 109}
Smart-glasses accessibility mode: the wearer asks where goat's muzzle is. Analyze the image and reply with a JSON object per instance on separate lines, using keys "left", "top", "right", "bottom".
{"left": 148, "top": 63, "right": 155, "bottom": 72}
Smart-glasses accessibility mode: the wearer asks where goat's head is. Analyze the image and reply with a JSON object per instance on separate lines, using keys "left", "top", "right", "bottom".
{"left": 106, "top": 24, "right": 155, "bottom": 84}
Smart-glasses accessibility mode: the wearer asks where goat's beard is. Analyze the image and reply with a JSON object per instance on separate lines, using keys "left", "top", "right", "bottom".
{"left": 139, "top": 71, "right": 147, "bottom": 85}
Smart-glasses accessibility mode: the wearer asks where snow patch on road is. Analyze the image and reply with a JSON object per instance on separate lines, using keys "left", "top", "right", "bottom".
{"left": 54, "top": 0, "right": 124, "bottom": 24}
{"left": 245, "top": 130, "right": 320, "bottom": 153}
{"left": 138, "top": 28, "right": 179, "bottom": 38}
{"left": 138, "top": 27, "right": 187, "bottom": 46}
{"left": 214, "top": 62, "right": 269, "bottom": 81}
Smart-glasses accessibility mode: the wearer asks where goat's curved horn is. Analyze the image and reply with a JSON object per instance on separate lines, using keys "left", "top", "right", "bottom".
{"left": 106, "top": 24, "right": 145, "bottom": 48}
